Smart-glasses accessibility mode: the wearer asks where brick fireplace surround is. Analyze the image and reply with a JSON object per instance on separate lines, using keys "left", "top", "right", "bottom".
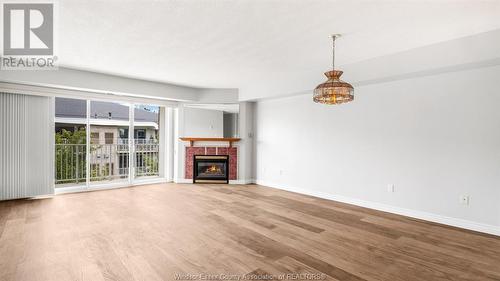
{"left": 185, "top": 146, "right": 237, "bottom": 180}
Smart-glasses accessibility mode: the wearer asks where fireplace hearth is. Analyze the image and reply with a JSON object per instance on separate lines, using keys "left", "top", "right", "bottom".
{"left": 193, "top": 155, "right": 229, "bottom": 184}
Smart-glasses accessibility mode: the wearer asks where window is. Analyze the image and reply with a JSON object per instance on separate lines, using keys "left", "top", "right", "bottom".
{"left": 105, "top": 132, "right": 114, "bottom": 144}
{"left": 91, "top": 164, "right": 100, "bottom": 178}
{"left": 91, "top": 132, "right": 99, "bottom": 144}
{"left": 119, "top": 128, "right": 128, "bottom": 139}
{"left": 135, "top": 129, "right": 146, "bottom": 139}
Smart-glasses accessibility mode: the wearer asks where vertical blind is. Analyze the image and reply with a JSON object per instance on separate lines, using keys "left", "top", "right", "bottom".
{"left": 0, "top": 92, "right": 54, "bottom": 200}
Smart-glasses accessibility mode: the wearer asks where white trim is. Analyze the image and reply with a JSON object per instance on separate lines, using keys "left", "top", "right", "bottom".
{"left": 55, "top": 178, "right": 169, "bottom": 194}
{"left": 54, "top": 185, "right": 89, "bottom": 195}
{"left": 55, "top": 117, "right": 159, "bottom": 129}
{"left": 132, "top": 177, "right": 169, "bottom": 186}
{"left": 85, "top": 100, "right": 90, "bottom": 188}
{"left": 159, "top": 107, "right": 167, "bottom": 179}
{"left": 128, "top": 105, "right": 135, "bottom": 184}
{"left": 173, "top": 107, "right": 181, "bottom": 182}
{"left": 180, "top": 142, "right": 242, "bottom": 148}
{"left": 175, "top": 178, "right": 193, "bottom": 184}
{"left": 49, "top": 97, "right": 56, "bottom": 194}
{"left": 255, "top": 180, "right": 500, "bottom": 237}
{"left": 165, "top": 108, "right": 175, "bottom": 181}
{"left": 230, "top": 179, "right": 254, "bottom": 184}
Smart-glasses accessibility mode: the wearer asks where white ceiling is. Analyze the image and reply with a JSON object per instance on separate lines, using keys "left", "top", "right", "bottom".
{"left": 58, "top": 0, "right": 500, "bottom": 100}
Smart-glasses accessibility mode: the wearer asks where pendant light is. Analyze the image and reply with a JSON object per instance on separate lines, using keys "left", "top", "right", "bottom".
{"left": 313, "top": 34, "right": 354, "bottom": 105}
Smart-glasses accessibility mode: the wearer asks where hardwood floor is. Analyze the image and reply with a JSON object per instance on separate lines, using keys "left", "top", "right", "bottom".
{"left": 0, "top": 183, "right": 499, "bottom": 281}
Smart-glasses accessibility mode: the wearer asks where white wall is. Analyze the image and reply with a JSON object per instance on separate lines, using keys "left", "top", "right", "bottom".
{"left": 223, "top": 113, "right": 239, "bottom": 138}
{"left": 183, "top": 107, "right": 224, "bottom": 137}
{"left": 254, "top": 65, "right": 500, "bottom": 234}
{"left": 238, "top": 102, "right": 255, "bottom": 183}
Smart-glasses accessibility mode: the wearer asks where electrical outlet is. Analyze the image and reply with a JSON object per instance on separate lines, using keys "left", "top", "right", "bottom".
{"left": 460, "top": 195, "right": 470, "bottom": 206}
{"left": 387, "top": 184, "right": 395, "bottom": 193}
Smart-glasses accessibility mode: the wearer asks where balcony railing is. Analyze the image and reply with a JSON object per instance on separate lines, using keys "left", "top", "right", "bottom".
{"left": 55, "top": 139, "right": 159, "bottom": 185}
{"left": 116, "top": 138, "right": 158, "bottom": 144}
{"left": 55, "top": 144, "right": 86, "bottom": 184}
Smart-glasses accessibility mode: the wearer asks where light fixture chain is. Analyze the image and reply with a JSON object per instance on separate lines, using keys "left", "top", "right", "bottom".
{"left": 332, "top": 35, "right": 336, "bottom": 70}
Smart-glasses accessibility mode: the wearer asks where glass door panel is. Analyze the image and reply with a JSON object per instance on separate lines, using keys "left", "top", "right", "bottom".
{"left": 89, "top": 101, "right": 130, "bottom": 184}
{"left": 134, "top": 104, "right": 160, "bottom": 179}
{"left": 54, "top": 98, "right": 87, "bottom": 188}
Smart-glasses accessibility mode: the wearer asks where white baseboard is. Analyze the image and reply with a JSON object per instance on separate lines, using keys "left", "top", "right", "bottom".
{"left": 174, "top": 178, "right": 193, "bottom": 184}
{"left": 230, "top": 179, "right": 255, "bottom": 184}
{"left": 255, "top": 180, "right": 500, "bottom": 237}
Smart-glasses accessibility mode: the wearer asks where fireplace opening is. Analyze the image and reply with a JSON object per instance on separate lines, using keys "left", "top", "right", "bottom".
{"left": 193, "top": 155, "right": 229, "bottom": 184}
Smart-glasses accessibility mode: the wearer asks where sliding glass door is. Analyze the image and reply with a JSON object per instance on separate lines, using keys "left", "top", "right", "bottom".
{"left": 55, "top": 97, "right": 164, "bottom": 190}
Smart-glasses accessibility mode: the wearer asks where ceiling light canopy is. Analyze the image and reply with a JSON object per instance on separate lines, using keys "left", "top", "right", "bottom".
{"left": 313, "top": 34, "right": 354, "bottom": 105}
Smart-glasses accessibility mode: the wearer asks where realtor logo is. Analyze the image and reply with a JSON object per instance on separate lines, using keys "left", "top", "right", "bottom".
{"left": 1, "top": 3, "right": 57, "bottom": 70}
{"left": 3, "top": 3, "right": 53, "bottom": 55}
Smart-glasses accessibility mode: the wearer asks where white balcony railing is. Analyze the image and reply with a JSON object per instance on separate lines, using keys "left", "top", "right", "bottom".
{"left": 55, "top": 139, "right": 159, "bottom": 185}
{"left": 55, "top": 144, "right": 86, "bottom": 184}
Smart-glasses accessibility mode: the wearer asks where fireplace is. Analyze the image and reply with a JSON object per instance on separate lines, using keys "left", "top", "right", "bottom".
{"left": 193, "top": 155, "right": 229, "bottom": 184}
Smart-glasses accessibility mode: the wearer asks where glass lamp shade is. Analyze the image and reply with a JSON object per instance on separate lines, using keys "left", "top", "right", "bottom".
{"left": 313, "top": 70, "right": 354, "bottom": 105}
